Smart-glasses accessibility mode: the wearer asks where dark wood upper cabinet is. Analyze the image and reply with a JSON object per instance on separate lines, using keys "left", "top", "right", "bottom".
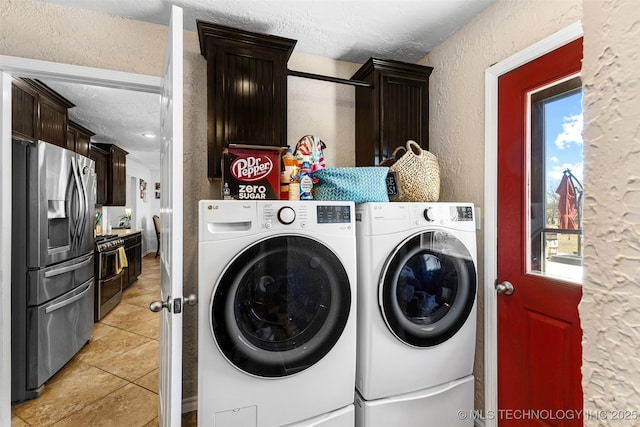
{"left": 11, "top": 80, "right": 37, "bottom": 141}
{"left": 89, "top": 145, "right": 109, "bottom": 206}
{"left": 197, "top": 21, "right": 297, "bottom": 179}
{"left": 92, "top": 143, "right": 128, "bottom": 206}
{"left": 109, "top": 145, "right": 128, "bottom": 206}
{"left": 67, "top": 120, "right": 95, "bottom": 158}
{"left": 11, "top": 78, "right": 74, "bottom": 148}
{"left": 351, "top": 58, "right": 433, "bottom": 166}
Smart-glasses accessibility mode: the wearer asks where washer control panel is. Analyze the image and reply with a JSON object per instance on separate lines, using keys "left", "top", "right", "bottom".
{"left": 316, "top": 205, "right": 351, "bottom": 224}
{"left": 261, "top": 202, "right": 353, "bottom": 231}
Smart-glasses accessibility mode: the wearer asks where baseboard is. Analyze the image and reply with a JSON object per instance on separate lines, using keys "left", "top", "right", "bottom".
{"left": 182, "top": 395, "right": 198, "bottom": 414}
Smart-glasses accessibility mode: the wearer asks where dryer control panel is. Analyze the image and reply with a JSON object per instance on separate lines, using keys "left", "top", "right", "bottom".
{"left": 409, "top": 203, "right": 475, "bottom": 230}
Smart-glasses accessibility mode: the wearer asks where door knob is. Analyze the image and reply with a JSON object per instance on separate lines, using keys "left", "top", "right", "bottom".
{"left": 184, "top": 294, "right": 198, "bottom": 306}
{"left": 495, "top": 281, "right": 514, "bottom": 295}
{"left": 149, "top": 294, "right": 197, "bottom": 313}
{"left": 149, "top": 297, "right": 171, "bottom": 312}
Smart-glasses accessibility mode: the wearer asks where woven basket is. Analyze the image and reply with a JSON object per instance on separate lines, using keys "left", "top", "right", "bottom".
{"left": 384, "top": 140, "right": 440, "bottom": 202}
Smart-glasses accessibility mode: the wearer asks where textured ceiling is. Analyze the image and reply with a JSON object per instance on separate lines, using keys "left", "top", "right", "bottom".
{"left": 34, "top": 0, "right": 495, "bottom": 158}
{"left": 36, "top": 0, "right": 495, "bottom": 63}
{"left": 40, "top": 79, "right": 162, "bottom": 155}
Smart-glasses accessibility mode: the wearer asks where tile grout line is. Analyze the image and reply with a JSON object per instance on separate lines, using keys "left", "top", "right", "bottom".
{"left": 11, "top": 256, "right": 162, "bottom": 427}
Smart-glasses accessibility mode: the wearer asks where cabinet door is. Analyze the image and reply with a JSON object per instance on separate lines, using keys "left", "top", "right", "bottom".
{"left": 215, "top": 47, "right": 288, "bottom": 146}
{"left": 123, "top": 236, "right": 133, "bottom": 288}
{"left": 352, "top": 59, "right": 433, "bottom": 166}
{"left": 66, "top": 127, "right": 77, "bottom": 152}
{"left": 68, "top": 121, "right": 94, "bottom": 157}
{"left": 379, "top": 74, "right": 429, "bottom": 161}
{"left": 38, "top": 96, "right": 68, "bottom": 148}
{"left": 89, "top": 147, "right": 109, "bottom": 205}
{"left": 205, "top": 46, "right": 289, "bottom": 178}
{"left": 11, "top": 78, "right": 74, "bottom": 147}
{"left": 91, "top": 144, "right": 128, "bottom": 207}
{"left": 75, "top": 130, "right": 91, "bottom": 158}
{"left": 132, "top": 243, "right": 142, "bottom": 278}
{"left": 12, "top": 80, "right": 38, "bottom": 141}
{"left": 198, "top": 21, "right": 296, "bottom": 179}
{"left": 109, "top": 147, "right": 127, "bottom": 206}
{"left": 123, "top": 234, "right": 142, "bottom": 288}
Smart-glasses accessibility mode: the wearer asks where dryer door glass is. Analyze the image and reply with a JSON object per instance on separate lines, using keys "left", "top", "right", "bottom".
{"left": 211, "top": 235, "right": 351, "bottom": 377}
{"left": 380, "top": 231, "right": 476, "bottom": 347}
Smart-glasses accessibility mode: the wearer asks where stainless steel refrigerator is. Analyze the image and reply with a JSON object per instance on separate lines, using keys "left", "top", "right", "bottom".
{"left": 11, "top": 138, "right": 96, "bottom": 403}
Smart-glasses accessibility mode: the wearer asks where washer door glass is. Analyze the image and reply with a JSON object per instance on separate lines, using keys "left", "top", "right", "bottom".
{"left": 211, "top": 235, "right": 351, "bottom": 377}
{"left": 380, "top": 231, "right": 476, "bottom": 347}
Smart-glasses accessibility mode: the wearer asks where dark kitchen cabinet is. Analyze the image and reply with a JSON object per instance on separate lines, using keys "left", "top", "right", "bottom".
{"left": 11, "top": 79, "right": 37, "bottom": 141}
{"left": 89, "top": 145, "right": 109, "bottom": 205}
{"left": 92, "top": 143, "right": 128, "bottom": 206}
{"left": 67, "top": 120, "right": 95, "bottom": 158}
{"left": 197, "top": 21, "right": 297, "bottom": 179}
{"left": 351, "top": 58, "right": 433, "bottom": 166}
{"left": 123, "top": 232, "right": 142, "bottom": 289}
{"left": 11, "top": 78, "right": 74, "bottom": 148}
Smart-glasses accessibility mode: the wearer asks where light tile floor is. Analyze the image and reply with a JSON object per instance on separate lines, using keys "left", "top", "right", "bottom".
{"left": 11, "top": 254, "right": 197, "bottom": 426}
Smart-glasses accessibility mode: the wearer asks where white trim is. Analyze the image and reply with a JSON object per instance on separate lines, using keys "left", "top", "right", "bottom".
{"left": 0, "top": 55, "right": 162, "bottom": 426}
{"left": 0, "top": 72, "right": 13, "bottom": 427}
{"left": 0, "top": 55, "right": 161, "bottom": 93}
{"left": 483, "top": 21, "right": 582, "bottom": 427}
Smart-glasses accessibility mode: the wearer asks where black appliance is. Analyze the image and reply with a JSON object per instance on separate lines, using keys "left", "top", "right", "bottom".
{"left": 94, "top": 235, "right": 125, "bottom": 321}
{"left": 11, "top": 138, "right": 96, "bottom": 403}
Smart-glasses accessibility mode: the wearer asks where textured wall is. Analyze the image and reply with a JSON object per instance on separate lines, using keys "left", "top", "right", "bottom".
{"left": 419, "top": 0, "right": 582, "bottom": 411}
{"left": 581, "top": 1, "right": 640, "bottom": 424}
{"left": 0, "top": 0, "right": 359, "bottom": 404}
{"left": 288, "top": 52, "right": 360, "bottom": 167}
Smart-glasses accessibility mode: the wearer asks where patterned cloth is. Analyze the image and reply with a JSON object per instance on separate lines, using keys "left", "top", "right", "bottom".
{"left": 313, "top": 167, "right": 390, "bottom": 203}
{"left": 294, "top": 135, "right": 326, "bottom": 172}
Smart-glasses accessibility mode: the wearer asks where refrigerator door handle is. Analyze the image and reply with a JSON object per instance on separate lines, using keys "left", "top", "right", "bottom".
{"left": 77, "top": 161, "right": 90, "bottom": 246}
{"left": 44, "top": 280, "right": 93, "bottom": 314}
{"left": 44, "top": 256, "right": 93, "bottom": 278}
{"left": 71, "top": 156, "right": 86, "bottom": 248}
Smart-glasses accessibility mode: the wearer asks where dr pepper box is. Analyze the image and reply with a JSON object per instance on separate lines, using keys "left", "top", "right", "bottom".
{"left": 222, "top": 144, "right": 284, "bottom": 200}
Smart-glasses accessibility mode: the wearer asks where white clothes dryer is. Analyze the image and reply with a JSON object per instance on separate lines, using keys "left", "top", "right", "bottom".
{"left": 355, "top": 202, "right": 477, "bottom": 426}
{"left": 198, "top": 200, "right": 357, "bottom": 427}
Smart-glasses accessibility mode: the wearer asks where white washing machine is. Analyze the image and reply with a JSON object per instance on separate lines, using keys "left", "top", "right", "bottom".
{"left": 198, "top": 200, "right": 357, "bottom": 427}
{"left": 355, "top": 202, "right": 477, "bottom": 427}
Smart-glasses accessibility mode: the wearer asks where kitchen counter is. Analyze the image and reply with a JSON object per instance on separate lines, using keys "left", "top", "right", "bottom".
{"left": 110, "top": 228, "right": 143, "bottom": 237}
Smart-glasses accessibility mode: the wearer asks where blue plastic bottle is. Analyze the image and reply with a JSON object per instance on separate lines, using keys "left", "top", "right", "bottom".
{"left": 299, "top": 155, "right": 313, "bottom": 200}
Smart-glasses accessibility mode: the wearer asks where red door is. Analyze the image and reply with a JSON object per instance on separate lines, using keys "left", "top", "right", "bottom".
{"left": 497, "top": 38, "right": 583, "bottom": 426}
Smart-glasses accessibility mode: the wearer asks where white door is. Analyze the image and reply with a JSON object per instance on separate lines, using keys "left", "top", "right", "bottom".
{"left": 157, "top": 5, "right": 184, "bottom": 427}
{"left": 0, "top": 72, "right": 13, "bottom": 427}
